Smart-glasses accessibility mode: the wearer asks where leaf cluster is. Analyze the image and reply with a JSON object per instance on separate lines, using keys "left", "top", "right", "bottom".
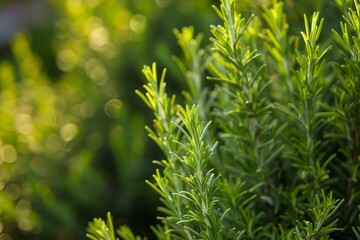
{"left": 87, "top": 0, "right": 360, "bottom": 239}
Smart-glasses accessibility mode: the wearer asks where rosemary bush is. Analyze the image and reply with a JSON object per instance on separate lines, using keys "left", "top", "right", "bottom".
{"left": 87, "top": 0, "right": 360, "bottom": 239}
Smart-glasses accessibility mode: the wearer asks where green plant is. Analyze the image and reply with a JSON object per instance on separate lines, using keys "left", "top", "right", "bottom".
{"left": 87, "top": 0, "right": 360, "bottom": 239}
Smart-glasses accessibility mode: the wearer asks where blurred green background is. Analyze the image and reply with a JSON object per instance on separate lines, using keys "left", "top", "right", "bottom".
{"left": 0, "top": 0, "right": 345, "bottom": 239}
{"left": 0, "top": 0, "right": 216, "bottom": 239}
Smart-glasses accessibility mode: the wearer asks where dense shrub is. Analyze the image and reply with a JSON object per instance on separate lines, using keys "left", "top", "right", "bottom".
{"left": 0, "top": 0, "right": 214, "bottom": 239}
{"left": 87, "top": 0, "right": 360, "bottom": 239}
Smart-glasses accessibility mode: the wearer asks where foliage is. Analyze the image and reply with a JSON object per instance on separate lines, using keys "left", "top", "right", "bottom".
{"left": 87, "top": 0, "right": 360, "bottom": 239}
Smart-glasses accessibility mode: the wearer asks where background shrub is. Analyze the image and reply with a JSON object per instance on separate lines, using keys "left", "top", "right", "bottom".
{"left": 0, "top": 0, "right": 215, "bottom": 239}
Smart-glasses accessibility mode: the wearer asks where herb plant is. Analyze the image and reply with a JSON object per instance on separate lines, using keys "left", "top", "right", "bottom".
{"left": 87, "top": 0, "right": 360, "bottom": 239}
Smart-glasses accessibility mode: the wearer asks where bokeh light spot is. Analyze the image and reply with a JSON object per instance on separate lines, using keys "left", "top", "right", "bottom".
{"left": 15, "top": 114, "right": 33, "bottom": 135}
{"left": 66, "top": 0, "right": 83, "bottom": 16}
{"left": 44, "top": 134, "right": 63, "bottom": 154}
{"left": 60, "top": 123, "right": 78, "bottom": 142}
{"left": 129, "top": 14, "right": 147, "bottom": 34}
{"left": 101, "top": 43, "right": 117, "bottom": 60}
{"left": 85, "top": 58, "right": 108, "bottom": 85}
{"left": 18, "top": 219, "right": 33, "bottom": 232}
{"left": 89, "top": 27, "right": 110, "bottom": 52}
{"left": 16, "top": 199, "right": 32, "bottom": 217}
{"left": 1, "top": 145, "right": 17, "bottom": 163}
{"left": 104, "top": 99, "right": 122, "bottom": 118}
{"left": 0, "top": 233, "right": 12, "bottom": 240}
{"left": 57, "top": 49, "right": 77, "bottom": 72}
{"left": 55, "top": 18, "right": 71, "bottom": 38}
{"left": 114, "top": 9, "right": 133, "bottom": 43}
{"left": 79, "top": 101, "right": 96, "bottom": 118}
